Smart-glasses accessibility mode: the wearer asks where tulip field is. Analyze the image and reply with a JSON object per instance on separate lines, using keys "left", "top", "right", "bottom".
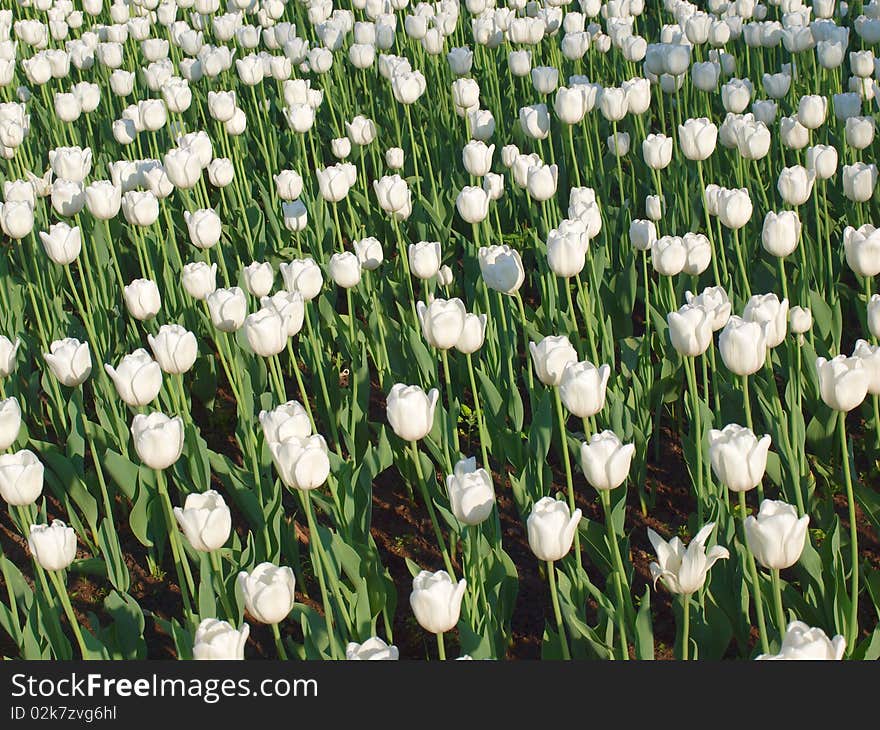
{"left": 2, "top": 0, "right": 880, "bottom": 664}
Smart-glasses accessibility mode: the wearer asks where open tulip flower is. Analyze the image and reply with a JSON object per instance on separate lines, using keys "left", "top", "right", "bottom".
{"left": 0, "top": 0, "right": 878, "bottom": 667}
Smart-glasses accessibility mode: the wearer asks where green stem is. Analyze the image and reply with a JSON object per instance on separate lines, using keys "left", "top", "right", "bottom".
{"left": 839, "top": 412, "right": 860, "bottom": 653}
{"left": 410, "top": 441, "right": 456, "bottom": 578}
{"left": 681, "top": 594, "right": 690, "bottom": 660}
{"left": 48, "top": 569, "right": 88, "bottom": 658}
{"left": 436, "top": 631, "right": 446, "bottom": 660}
{"left": 739, "top": 490, "right": 770, "bottom": 654}
{"left": 547, "top": 560, "right": 571, "bottom": 660}
{"left": 271, "top": 623, "right": 289, "bottom": 660}
{"left": 770, "top": 568, "right": 786, "bottom": 638}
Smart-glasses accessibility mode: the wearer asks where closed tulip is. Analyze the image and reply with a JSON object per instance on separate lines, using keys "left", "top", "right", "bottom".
{"left": 259, "top": 401, "right": 311, "bottom": 445}
{"left": 346, "top": 637, "right": 399, "bottom": 660}
{"left": 518, "top": 103, "right": 550, "bottom": 140}
{"left": 853, "top": 340, "right": 880, "bottom": 394}
{"left": 270, "top": 435, "right": 330, "bottom": 490}
{"left": 456, "top": 186, "right": 490, "bottom": 223}
{"left": 478, "top": 245, "right": 525, "bottom": 295}
{"left": 797, "top": 94, "right": 827, "bottom": 129}
{"left": 410, "top": 570, "right": 466, "bottom": 634}
{"left": 182, "top": 261, "right": 217, "bottom": 300}
{"left": 240, "top": 261, "right": 274, "bottom": 298}
{"left": 44, "top": 338, "right": 91, "bottom": 387}
{"left": 719, "top": 316, "right": 768, "bottom": 376}
{"left": 717, "top": 187, "right": 753, "bottom": 229}
{"left": 121, "top": 190, "right": 159, "bottom": 226}
{"left": 682, "top": 232, "right": 712, "bottom": 275}
{"left": 408, "top": 241, "right": 442, "bottom": 280}
{"left": 708, "top": 424, "right": 771, "bottom": 492}
{"left": 667, "top": 304, "right": 713, "bottom": 356}
{"left": 743, "top": 293, "right": 789, "bottom": 348}
{"left": 756, "top": 621, "right": 845, "bottom": 660}
{"left": 777, "top": 165, "right": 816, "bottom": 206}
{"left": 123, "top": 278, "right": 161, "bottom": 321}
{"left": 84, "top": 180, "right": 121, "bottom": 220}
{"left": 328, "top": 252, "right": 362, "bottom": 289}
{"left": 762, "top": 210, "right": 801, "bottom": 257}
{"left": 446, "top": 456, "right": 495, "bottom": 525}
{"left": 579, "top": 430, "right": 635, "bottom": 491}
{"left": 559, "top": 361, "right": 610, "bottom": 417}
{"left": 244, "top": 307, "right": 289, "bottom": 357}
{"left": 745, "top": 499, "right": 810, "bottom": 569}
{"left": 0, "top": 336, "right": 18, "bottom": 379}
{"left": 353, "top": 237, "right": 384, "bottom": 270}
{"left": 817, "top": 355, "right": 870, "bottom": 411}
{"left": 280, "top": 258, "right": 323, "bottom": 300}
{"left": 842, "top": 162, "right": 878, "bottom": 202}
{"left": 678, "top": 117, "right": 718, "bottom": 160}
{"left": 39, "top": 222, "right": 81, "bottom": 265}
{"left": 207, "top": 287, "right": 248, "bottom": 332}
{"left": 807, "top": 144, "right": 838, "bottom": 179}
{"left": 643, "top": 133, "right": 673, "bottom": 169}
{"left": 651, "top": 235, "right": 686, "bottom": 276}
{"left": 0, "top": 397, "right": 20, "bottom": 451}
{"left": 386, "top": 384, "right": 438, "bottom": 442}
{"left": 28, "top": 520, "right": 77, "bottom": 571}
{"left": 184, "top": 208, "right": 222, "bottom": 249}
{"left": 147, "top": 325, "right": 197, "bottom": 375}
{"left": 192, "top": 618, "right": 248, "bottom": 660}
{"left": 648, "top": 522, "right": 729, "bottom": 595}
{"left": 529, "top": 335, "right": 578, "bottom": 386}
{"left": 0, "top": 449, "right": 43, "bottom": 506}
{"left": 105, "top": 350, "right": 162, "bottom": 407}
{"left": 546, "top": 220, "right": 589, "bottom": 278}
{"left": 418, "top": 298, "right": 466, "bottom": 350}
{"left": 527, "top": 497, "right": 582, "bottom": 562}
{"left": 131, "top": 412, "right": 184, "bottom": 470}
{"left": 843, "top": 224, "right": 880, "bottom": 277}
{"left": 237, "top": 563, "right": 296, "bottom": 624}
{"left": 0, "top": 200, "right": 34, "bottom": 238}
{"left": 373, "top": 174, "right": 412, "bottom": 219}
{"left": 525, "top": 163, "right": 558, "bottom": 201}
{"left": 174, "top": 490, "right": 232, "bottom": 552}
{"left": 455, "top": 313, "right": 487, "bottom": 354}
{"left": 163, "top": 146, "right": 201, "bottom": 189}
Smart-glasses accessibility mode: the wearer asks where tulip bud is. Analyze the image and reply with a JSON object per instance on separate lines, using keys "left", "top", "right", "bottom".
{"left": 328, "top": 252, "right": 362, "bottom": 289}
{"left": 43, "top": 338, "right": 91, "bottom": 387}
{"left": 241, "top": 261, "right": 274, "bottom": 298}
{"left": 559, "top": 360, "right": 610, "bottom": 417}
{"left": 418, "top": 298, "right": 466, "bottom": 350}
{"left": 579, "top": 430, "right": 635, "bottom": 491}
{"left": 207, "top": 287, "right": 248, "bottom": 332}
{"left": 455, "top": 313, "right": 487, "bottom": 354}
{"left": 0, "top": 449, "right": 43, "bottom": 506}
{"left": 743, "top": 293, "right": 788, "bottom": 348}
{"left": 386, "top": 147, "right": 404, "bottom": 169}
{"left": 104, "top": 349, "right": 162, "bottom": 407}
{"left": 708, "top": 424, "right": 771, "bottom": 492}
{"left": 667, "top": 304, "right": 713, "bottom": 356}
{"left": 174, "top": 490, "right": 232, "bottom": 552}
{"left": 762, "top": 210, "right": 801, "bottom": 257}
{"left": 869, "top": 294, "right": 880, "bottom": 339}
{"left": 280, "top": 258, "right": 323, "bottom": 300}
{"left": 353, "top": 237, "right": 384, "bottom": 270}
{"left": 685, "top": 286, "right": 731, "bottom": 331}
{"left": 182, "top": 261, "right": 217, "bottom": 301}
{"left": 478, "top": 244, "right": 525, "bottom": 295}
{"left": 527, "top": 496, "right": 582, "bottom": 562}
{"left": 270, "top": 435, "right": 330, "bottom": 491}
{"left": 529, "top": 335, "right": 578, "bottom": 386}
{"left": 409, "top": 570, "right": 466, "bottom": 634}
{"left": 244, "top": 307, "right": 289, "bottom": 357}
{"left": 745, "top": 499, "right": 810, "bottom": 569}
{"left": 446, "top": 456, "right": 495, "bottom": 525}
{"left": 123, "top": 278, "right": 162, "bottom": 321}
{"left": 259, "top": 400, "right": 311, "bottom": 445}
{"left": 192, "top": 618, "right": 248, "bottom": 660}
{"left": 131, "top": 412, "right": 184, "bottom": 470}
{"left": 346, "top": 637, "right": 399, "bottom": 660}
{"left": 184, "top": 208, "right": 222, "bottom": 249}
{"left": 236, "top": 562, "right": 296, "bottom": 624}
{"left": 28, "top": 520, "right": 77, "bottom": 571}
{"left": 719, "top": 316, "right": 768, "bottom": 376}
{"left": 789, "top": 306, "right": 813, "bottom": 336}
{"left": 408, "top": 241, "right": 442, "bottom": 280}
{"left": 147, "top": 324, "right": 198, "bottom": 375}
{"left": 777, "top": 165, "right": 816, "bottom": 206}
{"left": 386, "top": 383, "right": 439, "bottom": 442}
{"left": 756, "top": 621, "right": 845, "bottom": 660}
{"left": 816, "top": 355, "right": 870, "bottom": 411}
